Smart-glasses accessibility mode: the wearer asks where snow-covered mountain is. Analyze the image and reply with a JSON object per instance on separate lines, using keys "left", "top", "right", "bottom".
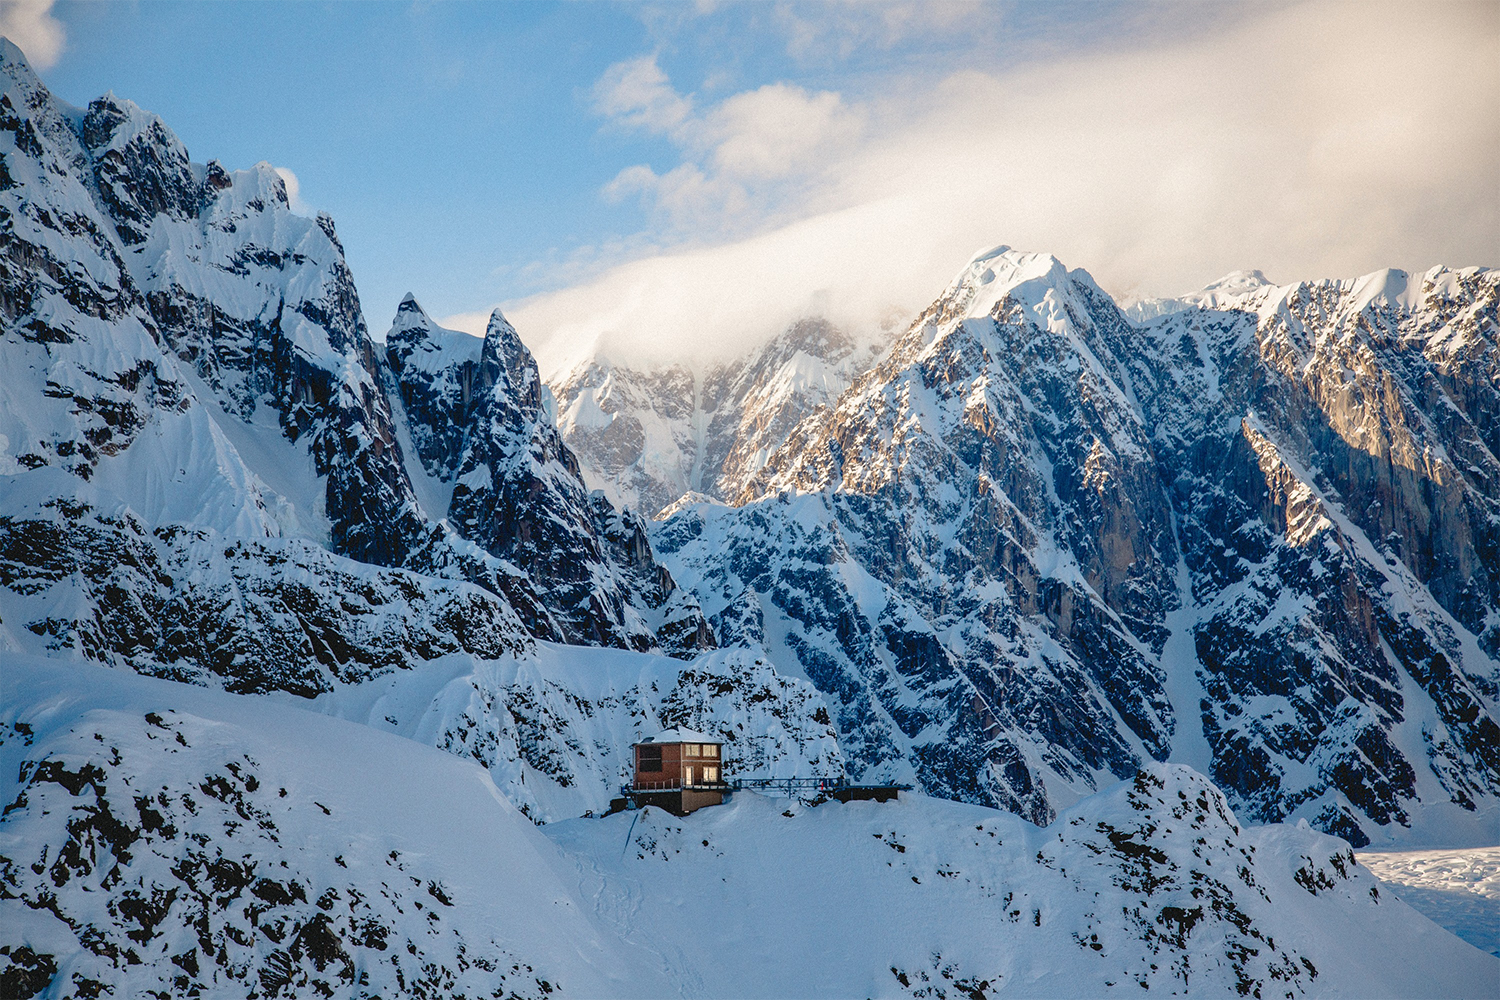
{"left": 2, "top": 34, "right": 1498, "bottom": 998}
{"left": 4, "top": 653, "right": 1494, "bottom": 999}
{"left": 0, "top": 38, "right": 711, "bottom": 693}
{"left": 383, "top": 295, "right": 711, "bottom": 654}
{"left": 550, "top": 316, "right": 891, "bottom": 517}
{"left": 652, "top": 245, "right": 1500, "bottom": 848}
{"left": 0, "top": 25, "right": 835, "bottom": 871}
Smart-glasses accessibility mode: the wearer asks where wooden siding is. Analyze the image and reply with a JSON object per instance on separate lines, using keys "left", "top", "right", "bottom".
{"left": 633, "top": 741, "right": 723, "bottom": 791}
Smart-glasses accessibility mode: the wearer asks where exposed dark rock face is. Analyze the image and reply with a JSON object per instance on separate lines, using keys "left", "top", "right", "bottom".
{"left": 653, "top": 248, "right": 1499, "bottom": 844}
{"left": 0, "top": 40, "right": 706, "bottom": 696}
{"left": 1124, "top": 268, "right": 1500, "bottom": 843}
{"left": 0, "top": 495, "right": 524, "bottom": 696}
{"left": 383, "top": 297, "right": 713, "bottom": 654}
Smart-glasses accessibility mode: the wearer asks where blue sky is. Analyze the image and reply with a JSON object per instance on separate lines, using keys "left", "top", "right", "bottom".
{"left": 10, "top": 1, "right": 1498, "bottom": 369}
{"left": 39, "top": 1, "right": 693, "bottom": 327}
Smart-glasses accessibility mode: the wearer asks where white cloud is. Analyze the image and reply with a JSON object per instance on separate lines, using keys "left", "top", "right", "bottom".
{"left": 594, "top": 55, "right": 861, "bottom": 234}
{"left": 592, "top": 55, "right": 693, "bottom": 135}
{"left": 0, "top": 0, "right": 65, "bottom": 70}
{"left": 272, "top": 166, "right": 312, "bottom": 216}
{"left": 705, "top": 83, "right": 863, "bottom": 180}
{"left": 479, "top": 1, "right": 1500, "bottom": 376}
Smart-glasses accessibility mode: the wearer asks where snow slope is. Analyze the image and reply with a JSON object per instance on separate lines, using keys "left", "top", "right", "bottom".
{"left": 0, "top": 654, "right": 673, "bottom": 999}
{"left": 290, "top": 641, "right": 845, "bottom": 824}
{"left": 4, "top": 653, "right": 1494, "bottom": 999}
{"left": 1357, "top": 846, "right": 1500, "bottom": 956}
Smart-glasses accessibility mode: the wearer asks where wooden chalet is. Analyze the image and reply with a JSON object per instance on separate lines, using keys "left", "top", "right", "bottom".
{"left": 627, "top": 727, "right": 726, "bottom": 816}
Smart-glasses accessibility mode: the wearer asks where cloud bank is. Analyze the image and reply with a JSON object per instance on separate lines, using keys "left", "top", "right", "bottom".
{"left": 446, "top": 1, "right": 1499, "bottom": 376}
{"left": 0, "top": 0, "right": 64, "bottom": 70}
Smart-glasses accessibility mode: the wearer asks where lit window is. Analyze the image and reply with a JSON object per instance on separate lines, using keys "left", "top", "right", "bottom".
{"left": 684, "top": 766, "right": 694, "bottom": 785}
{"left": 685, "top": 744, "right": 699, "bottom": 757}
{"left": 704, "top": 744, "right": 719, "bottom": 759}
{"left": 704, "top": 766, "right": 719, "bottom": 782}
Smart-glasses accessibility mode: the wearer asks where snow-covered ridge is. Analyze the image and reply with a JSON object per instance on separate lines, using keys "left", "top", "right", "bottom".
{"left": 652, "top": 244, "right": 1500, "bottom": 849}
{"left": 4, "top": 654, "right": 1493, "bottom": 998}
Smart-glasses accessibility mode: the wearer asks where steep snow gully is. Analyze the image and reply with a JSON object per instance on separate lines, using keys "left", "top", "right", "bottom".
{"left": 0, "top": 38, "right": 1497, "bottom": 999}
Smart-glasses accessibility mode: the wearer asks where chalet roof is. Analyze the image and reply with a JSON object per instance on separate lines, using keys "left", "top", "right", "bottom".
{"left": 639, "top": 727, "right": 718, "bottom": 745}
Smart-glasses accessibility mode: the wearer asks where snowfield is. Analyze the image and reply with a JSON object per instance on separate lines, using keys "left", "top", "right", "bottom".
{"left": 286, "top": 640, "right": 845, "bottom": 824}
{"left": 3, "top": 654, "right": 1495, "bottom": 999}
{"left": 1357, "top": 846, "right": 1500, "bottom": 957}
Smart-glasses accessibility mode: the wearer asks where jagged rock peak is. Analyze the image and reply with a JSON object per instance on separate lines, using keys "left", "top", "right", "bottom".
{"left": 379, "top": 297, "right": 714, "bottom": 655}
{"left": 386, "top": 293, "right": 459, "bottom": 346}
{"left": 478, "top": 307, "right": 545, "bottom": 416}
{"left": 79, "top": 94, "right": 203, "bottom": 243}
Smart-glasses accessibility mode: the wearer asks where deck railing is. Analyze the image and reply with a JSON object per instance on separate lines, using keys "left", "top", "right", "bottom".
{"left": 628, "top": 779, "right": 731, "bottom": 792}
{"left": 625, "top": 776, "right": 912, "bottom": 796}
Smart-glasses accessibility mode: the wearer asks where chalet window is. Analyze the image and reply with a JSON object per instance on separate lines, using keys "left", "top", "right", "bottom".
{"left": 685, "top": 743, "right": 700, "bottom": 757}
{"left": 704, "top": 744, "right": 719, "bottom": 759}
{"left": 638, "top": 745, "right": 662, "bottom": 772}
{"left": 704, "top": 766, "right": 719, "bottom": 782}
{"left": 684, "top": 766, "right": 695, "bottom": 785}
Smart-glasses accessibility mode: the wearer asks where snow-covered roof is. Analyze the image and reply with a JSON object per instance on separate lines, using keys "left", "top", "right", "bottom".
{"left": 640, "top": 727, "right": 718, "bottom": 744}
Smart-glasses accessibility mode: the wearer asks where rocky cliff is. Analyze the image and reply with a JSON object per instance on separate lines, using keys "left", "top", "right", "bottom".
{"left": 650, "top": 246, "right": 1500, "bottom": 847}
